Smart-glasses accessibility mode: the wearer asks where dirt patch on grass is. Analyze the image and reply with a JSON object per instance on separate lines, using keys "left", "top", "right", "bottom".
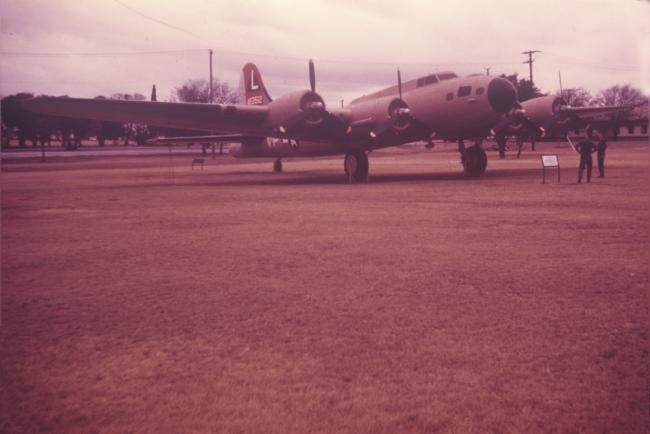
{"left": 2, "top": 142, "right": 648, "bottom": 433}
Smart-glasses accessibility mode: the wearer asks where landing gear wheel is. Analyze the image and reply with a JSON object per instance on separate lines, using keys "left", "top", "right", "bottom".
{"left": 463, "top": 145, "right": 487, "bottom": 177}
{"left": 273, "top": 158, "right": 283, "bottom": 173}
{"left": 344, "top": 151, "right": 369, "bottom": 183}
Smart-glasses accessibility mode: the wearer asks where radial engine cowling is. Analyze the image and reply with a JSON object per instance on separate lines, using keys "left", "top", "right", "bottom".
{"left": 348, "top": 95, "right": 412, "bottom": 133}
{"left": 267, "top": 90, "right": 326, "bottom": 131}
{"left": 520, "top": 96, "right": 566, "bottom": 125}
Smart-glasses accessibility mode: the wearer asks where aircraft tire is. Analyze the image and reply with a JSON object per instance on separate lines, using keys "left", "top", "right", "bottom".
{"left": 463, "top": 145, "right": 487, "bottom": 177}
{"left": 344, "top": 151, "right": 369, "bottom": 183}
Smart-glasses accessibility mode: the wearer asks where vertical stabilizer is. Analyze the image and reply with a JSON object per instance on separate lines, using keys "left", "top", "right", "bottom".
{"left": 241, "top": 63, "right": 272, "bottom": 105}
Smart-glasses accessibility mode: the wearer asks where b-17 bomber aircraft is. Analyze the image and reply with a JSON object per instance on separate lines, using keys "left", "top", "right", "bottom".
{"left": 23, "top": 60, "right": 528, "bottom": 182}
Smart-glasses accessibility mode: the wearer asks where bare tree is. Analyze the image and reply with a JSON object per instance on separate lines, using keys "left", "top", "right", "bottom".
{"left": 173, "top": 78, "right": 238, "bottom": 104}
{"left": 559, "top": 87, "right": 592, "bottom": 107}
{"left": 594, "top": 84, "right": 647, "bottom": 107}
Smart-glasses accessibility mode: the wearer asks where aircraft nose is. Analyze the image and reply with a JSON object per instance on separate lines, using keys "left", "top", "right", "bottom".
{"left": 487, "top": 77, "right": 518, "bottom": 113}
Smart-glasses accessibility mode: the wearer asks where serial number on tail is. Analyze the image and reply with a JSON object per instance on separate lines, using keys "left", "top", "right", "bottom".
{"left": 247, "top": 95, "right": 264, "bottom": 105}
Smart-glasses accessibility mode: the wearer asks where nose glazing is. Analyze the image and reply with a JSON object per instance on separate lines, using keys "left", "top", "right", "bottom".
{"left": 487, "top": 77, "right": 518, "bottom": 113}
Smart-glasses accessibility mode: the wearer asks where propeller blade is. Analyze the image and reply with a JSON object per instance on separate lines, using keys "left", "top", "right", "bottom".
{"left": 491, "top": 110, "right": 544, "bottom": 138}
{"left": 541, "top": 115, "right": 559, "bottom": 132}
{"left": 490, "top": 117, "right": 513, "bottom": 136}
{"left": 519, "top": 116, "right": 544, "bottom": 137}
{"left": 309, "top": 59, "right": 316, "bottom": 93}
{"left": 397, "top": 69, "right": 402, "bottom": 100}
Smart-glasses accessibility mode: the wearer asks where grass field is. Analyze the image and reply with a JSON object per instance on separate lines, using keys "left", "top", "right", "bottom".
{"left": 2, "top": 142, "right": 648, "bottom": 433}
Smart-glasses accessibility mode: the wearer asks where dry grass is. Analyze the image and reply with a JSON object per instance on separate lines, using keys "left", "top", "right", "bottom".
{"left": 1, "top": 142, "right": 648, "bottom": 433}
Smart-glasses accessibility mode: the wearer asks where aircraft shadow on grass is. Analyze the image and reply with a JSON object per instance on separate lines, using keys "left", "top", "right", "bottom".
{"left": 102, "top": 167, "right": 542, "bottom": 189}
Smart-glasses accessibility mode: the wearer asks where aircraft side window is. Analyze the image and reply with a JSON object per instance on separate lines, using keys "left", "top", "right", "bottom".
{"left": 457, "top": 86, "right": 472, "bottom": 97}
{"left": 446, "top": 92, "right": 454, "bottom": 101}
{"left": 476, "top": 87, "right": 484, "bottom": 95}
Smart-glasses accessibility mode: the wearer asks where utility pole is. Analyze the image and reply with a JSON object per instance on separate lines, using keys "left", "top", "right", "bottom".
{"left": 485, "top": 67, "right": 490, "bottom": 76}
{"left": 209, "top": 49, "right": 214, "bottom": 103}
{"left": 558, "top": 71, "right": 563, "bottom": 99}
{"left": 522, "top": 50, "right": 541, "bottom": 84}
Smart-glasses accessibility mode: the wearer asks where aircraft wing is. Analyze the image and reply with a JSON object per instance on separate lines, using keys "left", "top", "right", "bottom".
{"left": 20, "top": 97, "right": 269, "bottom": 136}
{"left": 560, "top": 105, "right": 632, "bottom": 122}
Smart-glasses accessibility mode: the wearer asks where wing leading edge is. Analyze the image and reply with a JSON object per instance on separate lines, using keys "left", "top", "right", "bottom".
{"left": 20, "top": 97, "right": 269, "bottom": 135}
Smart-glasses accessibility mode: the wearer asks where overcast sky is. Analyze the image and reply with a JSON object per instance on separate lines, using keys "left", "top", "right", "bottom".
{"left": 1, "top": 0, "right": 648, "bottom": 106}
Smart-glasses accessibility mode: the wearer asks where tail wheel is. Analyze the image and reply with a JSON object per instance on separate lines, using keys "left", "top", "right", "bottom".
{"left": 463, "top": 145, "right": 487, "bottom": 177}
{"left": 344, "top": 151, "right": 369, "bottom": 183}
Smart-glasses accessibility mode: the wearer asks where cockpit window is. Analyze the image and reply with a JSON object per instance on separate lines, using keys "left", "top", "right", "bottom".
{"left": 446, "top": 92, "right": 454, "bottom": 101}
{"left": 417, "top": 75, "right": 439, "bottom": 87}
{"left": 437, "top": 72, "right": 458, "bottom": 81}
{"left": 424, "top": 75, "right": 438, "bottom": 85}
{"left": 457, "top": 86, "right": 472, "bottom": 97}
{"left": 476, "top": 87, "right": 485, "bottom": 95}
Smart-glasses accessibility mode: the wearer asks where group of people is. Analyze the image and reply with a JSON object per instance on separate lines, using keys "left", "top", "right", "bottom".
{"left": 575, "top": 128, "right": 607, "bottom": 183}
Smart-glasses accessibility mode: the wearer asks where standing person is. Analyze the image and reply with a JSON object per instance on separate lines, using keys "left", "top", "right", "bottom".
{"left": 575, "top": 129, "right": 597, "bottom": 183}
{"left": 595, "top": 130, "right": 607, "bottom": 178}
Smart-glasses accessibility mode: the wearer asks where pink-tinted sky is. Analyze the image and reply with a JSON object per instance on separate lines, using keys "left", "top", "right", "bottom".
{"left": 1, "top": 0, "right": 648, "bottom": 106}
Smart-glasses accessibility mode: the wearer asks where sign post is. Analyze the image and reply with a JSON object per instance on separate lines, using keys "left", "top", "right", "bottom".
{"left": 541, "top": 154, "right": 560, "bottom": 184}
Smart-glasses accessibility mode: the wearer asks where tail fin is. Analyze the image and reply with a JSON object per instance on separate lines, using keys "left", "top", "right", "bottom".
{"left": 241, "top": 63, "right": 272, "bottom": 105}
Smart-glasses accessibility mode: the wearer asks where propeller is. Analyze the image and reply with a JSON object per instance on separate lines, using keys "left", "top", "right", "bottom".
{"left": 369, "top": 68, "right": 413, "bottom": 138}
{"left": 277, "top": 59, "right": 327, "bottom": 133}
{"left": 490, "top": 106, "right": 543, "bottom": 138}
{"left": 539, "top": 101, "right": 582, "bottom": 134}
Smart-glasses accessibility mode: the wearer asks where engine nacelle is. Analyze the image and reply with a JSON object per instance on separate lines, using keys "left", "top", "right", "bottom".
{"left": 520, "top": 96, "right": 566, "bottom": 125}
{"left": 348, "top": 95, "right": 411, "bottom": 132}
{"left": 267, "top": 90, "right": 326, "bottom": 130}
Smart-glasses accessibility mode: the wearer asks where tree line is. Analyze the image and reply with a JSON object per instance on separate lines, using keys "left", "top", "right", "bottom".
{"left": 1, "top": 78, "right": 238, "bottom": 149}
{"left": 499, "top": 73, "right": 647, "bottom": 107}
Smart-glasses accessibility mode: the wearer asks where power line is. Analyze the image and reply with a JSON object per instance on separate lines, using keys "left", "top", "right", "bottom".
{"left": 0, "top": 49, "right": 208, "bottom": 57}
{"left": 111, "top": 0, "right": 205, "bottom": 43}
{"left": 0, "top": 47, "right": 522, "bottom": 68}
{"left": 1, "top": 47, "right": 640, "bottom": 72}
{"left": 543, "top": 51, "right": 639, "bottom": 71}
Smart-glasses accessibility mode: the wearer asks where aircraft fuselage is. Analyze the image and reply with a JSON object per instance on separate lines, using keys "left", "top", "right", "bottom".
{"left": 230, "top": 73, "right": 516, "bottom": 158}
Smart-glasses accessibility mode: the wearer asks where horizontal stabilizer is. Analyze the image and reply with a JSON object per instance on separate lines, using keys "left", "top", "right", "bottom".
{"left": 147, "top": 134, "right": 263, "bottom": 145}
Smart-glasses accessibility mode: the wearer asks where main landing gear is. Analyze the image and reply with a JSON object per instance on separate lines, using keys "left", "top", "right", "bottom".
{"left": 459, "top": 139, "right": 487, "bottom": 177}
{"left": 273, "top": 158, "right": 283, "bottom": 173}
{"left": 344, "top": 151, "right": 369, "bottom": 183}
{"left": 496, "top": 135, "right": 508, "bottom": 159}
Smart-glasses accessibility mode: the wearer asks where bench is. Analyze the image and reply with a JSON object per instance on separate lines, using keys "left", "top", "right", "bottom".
{"left": 191, "top": 158, "right": 205, "bottom": 170}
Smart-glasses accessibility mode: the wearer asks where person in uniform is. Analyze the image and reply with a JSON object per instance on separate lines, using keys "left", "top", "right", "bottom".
{"left": 595, "top": 130, "right": 607, "bottom": 177}
{"left": 575, "top": 129, "right": 597, "bottom": 183}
